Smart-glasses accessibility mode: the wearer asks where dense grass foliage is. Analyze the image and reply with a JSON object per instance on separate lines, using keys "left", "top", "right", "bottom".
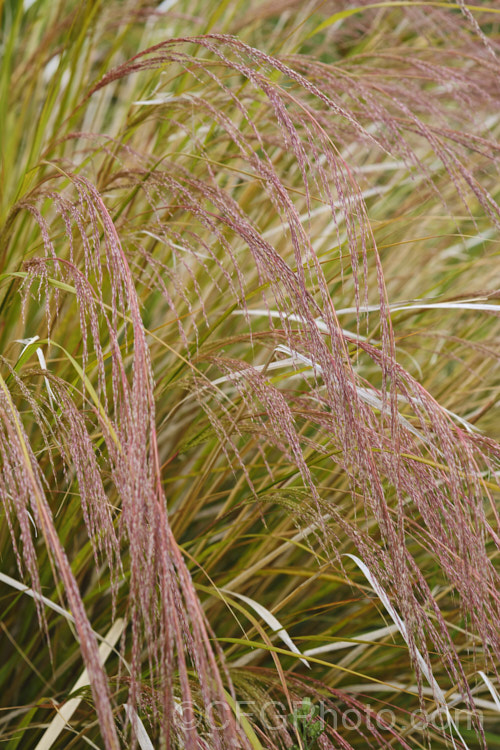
{"left": 1, "top": 1, "right": 500, "bottom": 748}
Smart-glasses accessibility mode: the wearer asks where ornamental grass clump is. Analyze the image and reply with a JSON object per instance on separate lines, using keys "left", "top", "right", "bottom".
{"left": 1, "top": 1, "right": 500, "bottom": 748}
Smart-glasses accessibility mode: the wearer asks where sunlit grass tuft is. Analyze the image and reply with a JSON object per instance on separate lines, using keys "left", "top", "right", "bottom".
{"left": 1, "top": 1, "right": 500, "bottom": 748}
